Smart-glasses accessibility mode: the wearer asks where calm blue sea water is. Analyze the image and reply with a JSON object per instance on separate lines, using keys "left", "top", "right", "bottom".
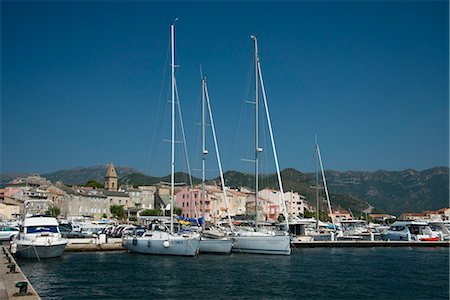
{"left": 18, "top": 247, "right": 449, "bottom": 300}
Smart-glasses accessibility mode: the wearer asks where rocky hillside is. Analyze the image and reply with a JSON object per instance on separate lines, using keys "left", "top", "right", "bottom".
{"left": 42, "top": 165, "right": 141, "bottom": 185}
{"left": 324, "top": 167, "right": 449, "bottom": 215}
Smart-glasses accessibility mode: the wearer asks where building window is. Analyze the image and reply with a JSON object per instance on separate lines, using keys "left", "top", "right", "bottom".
{"left": 187, "top": 202, "right": 189, "bottom": 207}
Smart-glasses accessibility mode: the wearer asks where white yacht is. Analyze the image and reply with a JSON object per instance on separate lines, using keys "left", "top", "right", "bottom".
{"left": 231, "top": 35, "right": 291, "bottom": 256}
{"left": 122, "top": 21, "right": 200, "bottom": 256}
{"left": 11, "top": 215, "right": 68, "bottom": 259}
{"left": 385, "top": 220, "right": 440, "bottom": 241}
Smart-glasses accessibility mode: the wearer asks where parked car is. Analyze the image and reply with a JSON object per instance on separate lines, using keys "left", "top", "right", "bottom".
{"left": 66, "top": 231, "right": 86, "bottom": 239}
{"left": 0, "top": 226, "right": 19, "bottom": 241}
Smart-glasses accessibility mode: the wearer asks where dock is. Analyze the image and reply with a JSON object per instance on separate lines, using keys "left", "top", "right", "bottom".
{"left": 0, "top": 246, "right": 40, "bottom": 300}
{"left": 66, "top": 238, "right": 124, "bottom": 252}
{"left": 291, "top": 240, "right": 450, "bottom": 248}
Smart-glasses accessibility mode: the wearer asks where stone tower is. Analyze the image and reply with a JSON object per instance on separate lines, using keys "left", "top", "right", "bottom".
{"left": 104, "top": 162, "right": 118, "bottom": 191}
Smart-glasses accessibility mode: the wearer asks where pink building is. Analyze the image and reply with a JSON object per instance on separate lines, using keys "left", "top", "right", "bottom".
{"left": 175, "top": 186, "right": 214, "bottom": 219}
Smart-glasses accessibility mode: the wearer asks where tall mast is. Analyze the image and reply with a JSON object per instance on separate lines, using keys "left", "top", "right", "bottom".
{"left": 252, "top": 35, "right": 260, "bottom": 229}
{"left": 201, "top": 77, "right": 206, "bottom": 231}
{"left": 317, "top": 144, "right": 335, "bottom": 228}
{"left": 315, "top": 136, "right": 319, "bottom": 231}
{"left": 170, "top": 23, "right": 175, "bottom": 234}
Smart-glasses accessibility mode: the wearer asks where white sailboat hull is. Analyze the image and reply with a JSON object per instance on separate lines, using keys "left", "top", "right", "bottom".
{"left": 232, "top": 232, "right": 291, "bottom": 255}
{"left": 123, "top": 231, "right": 200, "bottom": 256}
{"left": 199, "top": 237, "right": 233, "bottom": 254}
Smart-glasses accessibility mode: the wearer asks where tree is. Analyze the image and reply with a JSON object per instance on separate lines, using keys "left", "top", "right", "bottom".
{"left": 140, "top": 209, "right": 161, "bottom": 216}
{"left": 174, "top": 207, "right": 182, "bottom": 216}
{"left": 85, "top": 179, "right": 103, "bottom": 189}
{"left": 46, "top": 205, "right": 61, "bottom": 217}
{"left": 102, "top": 213, "right": 108, "bottom": 219}
{"left": 110, "top": 205, "right": 125, "bottom": 220}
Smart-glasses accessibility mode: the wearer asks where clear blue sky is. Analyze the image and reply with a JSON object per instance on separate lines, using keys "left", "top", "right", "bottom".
{"left": 1, "top": 1, "right": 448, "bottom": 176}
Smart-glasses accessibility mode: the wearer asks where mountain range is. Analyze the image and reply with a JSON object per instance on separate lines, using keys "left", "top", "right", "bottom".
{"left": 1, "top": 165, "right": 448, "bottom": 215}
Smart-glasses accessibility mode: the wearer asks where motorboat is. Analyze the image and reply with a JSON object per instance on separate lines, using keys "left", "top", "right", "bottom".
{"left": 385, "top": 220, "right": 440, "bottom": 241}
{"left": 337, "top": 220, "right": 381, "bottom": 241}
{"left": 11, "top": 215, "right": 68, "bottom": 259}
{"left": 427, "top": 221, "right": 450, "bottom": 240}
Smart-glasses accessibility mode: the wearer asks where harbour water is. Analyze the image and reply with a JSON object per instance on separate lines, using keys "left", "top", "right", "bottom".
{"left": 18, "top": 248, "right": 449, "bottom": 300}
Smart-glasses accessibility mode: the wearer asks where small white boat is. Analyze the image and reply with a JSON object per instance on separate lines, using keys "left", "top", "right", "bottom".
{"left": 11, "top": 215, "right": 68, "bottom": 259}
{"left": 427, "top": 221, "right": 450, "bottom": 241}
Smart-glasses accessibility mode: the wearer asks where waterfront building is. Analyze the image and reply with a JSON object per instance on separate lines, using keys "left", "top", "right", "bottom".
{"left": 57, "top": 184, "right": 109, "bottom": 219}
{"left": 284, "top": 191, "right": 305, "bottom": 218}
{"left": 175, "top": 186, "right": 202, "bottom": 219}
{"left": 399, "top": 208, "right": 450, "bottom": 221}
{"left": 330, "top": 209, "right": 352, "bottom": 221}
{"left": 368, "top": 213, "right": 396, "bottom": 222}
{"left": 245, "top": 195, "right": 277, "bottom": 222}
{"left": 258, "top": 188, "right": 306, "bottom": 220}
{"left": 226, "top": 189, "right": 248, "bottom": 219}
{"left": 124, "top": 185, "right": 156, "bottom": 209}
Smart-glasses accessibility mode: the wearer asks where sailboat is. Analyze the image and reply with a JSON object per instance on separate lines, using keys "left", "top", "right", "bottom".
{"left": 197, "top": 76, "right": 233, "bottom": 254}
{"left": 231, "top": 36, "right": 291, "bottom": 255}
{"left": 122, "top": 21, "right": 200, "bottom": 256}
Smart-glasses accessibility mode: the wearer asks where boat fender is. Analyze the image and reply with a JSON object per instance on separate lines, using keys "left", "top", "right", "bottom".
{"left": 10, "top": 243, "right": 17, "bottom": 254}
{"left": 147, "top": 240, "right": 152, "bottom": 248}
{"left": 163, "top": 240, "right": 170, "bottom": 248}
{"left": 132, "top": 238, "right": 138, "bottom": 245}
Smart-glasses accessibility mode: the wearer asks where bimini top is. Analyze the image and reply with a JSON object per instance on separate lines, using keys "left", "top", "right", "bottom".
{"left": 23, "top": 216, "right": 59, "bottom": 227}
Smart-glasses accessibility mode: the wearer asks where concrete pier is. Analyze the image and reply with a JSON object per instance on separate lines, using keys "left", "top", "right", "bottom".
{"left": 292, "top": 240, "right": 450, "bottom": 248}
{"left": 0, "top": 246, "right": 40, "bottom": 300}
{"left": 66, "top": 237, "right": 124, "bottom": 252}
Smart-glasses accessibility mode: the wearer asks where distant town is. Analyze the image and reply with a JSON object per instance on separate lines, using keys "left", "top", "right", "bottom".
{"left": 0, "top": 162, "right": 448, "bottom": 224}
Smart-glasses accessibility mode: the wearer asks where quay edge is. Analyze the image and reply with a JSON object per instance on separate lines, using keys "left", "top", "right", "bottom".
{"left": 0, "top": 246, "right": 40, "bottom": 300}
{"left": 291, "top": 240, "right": 450, "bottom": 248}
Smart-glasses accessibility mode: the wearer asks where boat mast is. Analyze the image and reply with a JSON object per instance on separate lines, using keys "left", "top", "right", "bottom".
{"left": 252, "top": 35, "right": 260, "bottom": 229}
{"left": 201, "top": 77, "right": 206, "bottom": 231}
{"left": 315, "top": 136, "right": 319, "bottom": 231}
{"left": 170, "top": 22, "right": 176, "bottom": 234}
{"left": 316, "top": 144, "right": 335, "bottom": 228}
{"left": 255, "top": 37, "right": 289, "bottom": 231}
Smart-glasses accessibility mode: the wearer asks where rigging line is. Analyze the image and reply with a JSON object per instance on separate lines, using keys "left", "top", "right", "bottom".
{"left": 257, "top": 61, "right": 289, "bottom": 230}
{"left": 226, "top": 53, "right": 254, "bottom": 173}
{"left": 205, "top": 80, "right": 234, "bottom": 231}
{"left": 174, "top": 77, "right": 196, "bottom": 218}
{"left": 146, "top": 38, "right": 171, "bottom": 174}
